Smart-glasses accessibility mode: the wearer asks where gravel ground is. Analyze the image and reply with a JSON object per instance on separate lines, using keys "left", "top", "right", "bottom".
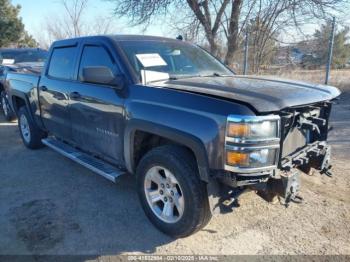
{"left": 0, "top": 92, "right": 349, "bottom": 256}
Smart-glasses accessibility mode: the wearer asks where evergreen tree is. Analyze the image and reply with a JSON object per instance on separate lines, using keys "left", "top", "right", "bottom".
{"left": 0, "top": 0, "right": 37, "bottom": 47}
{"left": 314, "top": 24, "right": 350, "bottom": 68}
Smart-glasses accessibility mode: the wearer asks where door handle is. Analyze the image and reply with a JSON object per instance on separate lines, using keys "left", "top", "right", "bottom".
{"left": 69, "top": 91, "right": 81, "bottom": 99}
{"left": 40, "top": 86, "right": 48, "bottom": 91}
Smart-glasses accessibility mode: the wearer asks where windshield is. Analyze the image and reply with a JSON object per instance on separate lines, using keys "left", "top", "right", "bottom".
{"left": 0, "top": 49, "right": 47, "bottom": 64}
{"left": 119, "top": 40, "right": 234, "bottom": 83}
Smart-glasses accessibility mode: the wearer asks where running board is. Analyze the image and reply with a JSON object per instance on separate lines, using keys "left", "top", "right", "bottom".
{"left": 42, "top": 137, "right": 125, "bottom": 183}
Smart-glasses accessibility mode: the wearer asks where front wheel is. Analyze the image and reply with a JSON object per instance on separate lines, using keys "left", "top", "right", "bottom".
{"left": 18, "top": 106, "right": 46, "bottom": 149}
{"left": 136, "top": 145, "right": 211, "bottom": 238}
{"left": 1, "top": 91, "right": 15, "bottom": 121}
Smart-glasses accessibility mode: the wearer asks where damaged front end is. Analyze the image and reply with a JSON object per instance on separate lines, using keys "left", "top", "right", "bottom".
{"left": 209, "top": 101, "right": 335, "bottom": 213}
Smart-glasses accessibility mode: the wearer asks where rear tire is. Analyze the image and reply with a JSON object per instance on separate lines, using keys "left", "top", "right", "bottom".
{"left": 136, "top": 145, "right": 211, "bottom": 238}
{"left": 1, "top": 91, "right": 15, "bottom": 121}
{"left": 18, "top": 106, "right": 46, "bottom": 149}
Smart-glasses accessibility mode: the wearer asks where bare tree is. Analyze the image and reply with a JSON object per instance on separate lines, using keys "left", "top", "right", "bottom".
{"left": 61, "top": 0, "right": 89, "bottom": 37}
{"left": 108, "top": 0, "right": 346, "bottom": 68}
{"left": 88, "top": 16, "right": 116, "bottom": 35}
{"left": 110, "top": 0, "right": 242, "bottom": 63}
{"left": 36, "top": 0, "right": 120, "bottom": 48}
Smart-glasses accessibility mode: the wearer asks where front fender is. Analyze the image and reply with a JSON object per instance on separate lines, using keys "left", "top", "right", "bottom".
{"left": 123, "top": 85, "right": 256, "bottom": 181}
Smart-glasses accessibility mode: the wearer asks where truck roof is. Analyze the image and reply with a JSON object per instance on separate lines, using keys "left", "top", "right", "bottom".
{"left": 111, "top": 35, "right": 181, "bottom": 42}
{"left": 52, "top": 35, "right": 182, "bottom": 47}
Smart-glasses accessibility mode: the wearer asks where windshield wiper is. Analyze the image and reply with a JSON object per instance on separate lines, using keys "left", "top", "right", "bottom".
{"left": 147, "top": 73, "right": 225, "bottom": 84}
{"left": 147, "top": 76, "right": 187, "bottom": 83}
{"left": 202, "top": 72, "right": 231, "bottom": 77}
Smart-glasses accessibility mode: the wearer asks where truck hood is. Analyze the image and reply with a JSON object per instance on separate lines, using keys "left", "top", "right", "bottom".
{"left": 155, "top": 75, "right": 341, "bottom": 112}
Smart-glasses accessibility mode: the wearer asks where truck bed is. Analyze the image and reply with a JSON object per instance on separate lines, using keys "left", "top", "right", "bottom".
{"left": 6, "top": 72, "right": 41, "bottom": 121}
{"left": 6, "top": 72, "right": 40, "bottom": 95}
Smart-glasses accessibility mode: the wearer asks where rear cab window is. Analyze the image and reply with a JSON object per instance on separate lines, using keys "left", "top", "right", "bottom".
{"left": 48, "top": 46, "right": 77, "bottom": 80}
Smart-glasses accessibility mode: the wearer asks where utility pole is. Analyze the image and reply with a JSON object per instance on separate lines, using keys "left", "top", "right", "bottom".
{"left": 325, "top": 17, "right": 336, "bottom": 85}
{"left": 243, "top": 30, "right": 249, "bottom": 75}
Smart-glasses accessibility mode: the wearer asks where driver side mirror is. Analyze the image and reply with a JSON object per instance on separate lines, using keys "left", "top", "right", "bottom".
{"left": 81, "top": 66, "right": 125, "bottom": 89}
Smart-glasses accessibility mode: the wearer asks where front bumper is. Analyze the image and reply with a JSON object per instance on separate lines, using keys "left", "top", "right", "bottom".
{"left": 208, "top": 142, "right": 333, "bottom": 213}
{"left": 281, "top": 141, "right": 332, "bottom": 174}
{"left": 218, "top": 141, "right": 332, "bottom": 187}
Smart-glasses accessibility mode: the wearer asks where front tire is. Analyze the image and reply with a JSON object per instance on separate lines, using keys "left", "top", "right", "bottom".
{"left": 18, "top": 106, "right": 46, "bottom": 149}
{"left": 136, "top": 145, "right": 211, "bottom": 238}
{"left": 1, "top": 91, "right": 15, "bottom": 121}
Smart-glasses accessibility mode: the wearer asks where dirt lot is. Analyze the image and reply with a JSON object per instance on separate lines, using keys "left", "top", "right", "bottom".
{"left": 0, "top": 91, "right": 349, "bottom": 256}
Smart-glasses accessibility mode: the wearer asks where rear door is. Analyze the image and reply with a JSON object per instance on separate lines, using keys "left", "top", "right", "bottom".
{"left": 69, "top": 40, "right": 125, "bottom": 165}
{"left": 39, "top": 45, "right": 79, "bottom": 141}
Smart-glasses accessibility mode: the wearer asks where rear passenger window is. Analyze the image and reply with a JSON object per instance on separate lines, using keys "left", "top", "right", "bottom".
{"left": 79, "top": 46, "right": 118, "bottom": 78}
{"left": 48, "top": 46, "right": 77, "bottom": 80}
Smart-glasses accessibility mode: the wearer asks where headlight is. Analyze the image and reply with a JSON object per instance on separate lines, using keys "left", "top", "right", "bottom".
{"left": 227, "top": 115, "right": 280, "bottom": 141}
{"left": 225, "top": 115, "right": 280, "bottom": 174}
{"left": 227, "top": 148, "right": 278, "bottom": 168}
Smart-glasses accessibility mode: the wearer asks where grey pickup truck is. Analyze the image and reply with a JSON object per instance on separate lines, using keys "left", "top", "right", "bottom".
{"left": 0, "top": 48, "right": 47, "bottom": 121}
{"left": 6, "top": 35, "right": 341, "bottom": 237}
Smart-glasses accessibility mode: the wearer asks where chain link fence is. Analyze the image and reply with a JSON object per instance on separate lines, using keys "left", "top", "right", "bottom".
{"left": 230, "top": 17, "right": 350, "bottom": 90}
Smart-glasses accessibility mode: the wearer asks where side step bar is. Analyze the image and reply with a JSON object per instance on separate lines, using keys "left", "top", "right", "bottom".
{"left": 42, "top": 137, "right": 125, "bottom": 183}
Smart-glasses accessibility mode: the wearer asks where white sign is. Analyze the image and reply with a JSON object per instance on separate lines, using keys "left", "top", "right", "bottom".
{"left": 136, "top": 53, "right": 167, "bottom": 67}
{"left": 141, "top": 70, "right": 169, "bottom": 84}
{"left": 2, "top": 59, "right": 15, "bottom": 65}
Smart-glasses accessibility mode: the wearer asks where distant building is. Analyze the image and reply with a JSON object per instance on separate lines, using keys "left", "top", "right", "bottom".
{"left": 273, "top": 40, "right": 321, "bottom": 68}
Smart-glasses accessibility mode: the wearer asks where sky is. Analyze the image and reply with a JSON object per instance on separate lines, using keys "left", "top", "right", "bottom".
{"left": 11, "top": 0, "right": 350, "bottom": 46}
{"left": 12, "top": 0, "right": 167, "bottom": 39}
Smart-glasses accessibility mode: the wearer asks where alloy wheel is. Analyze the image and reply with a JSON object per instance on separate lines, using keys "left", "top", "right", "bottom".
{"left": 20, "top": 114, "right": 31, "bottom": 143}
{"left": 144, "top": 166, "right": 185, "bottom": 224}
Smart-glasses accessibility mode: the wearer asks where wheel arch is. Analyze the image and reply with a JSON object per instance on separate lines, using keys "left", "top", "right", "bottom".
{"left": 10, "top": 92, "right": 35, "bottom": 121}
{"left": 124, "top": 120, "right": 210, "bottom": 182}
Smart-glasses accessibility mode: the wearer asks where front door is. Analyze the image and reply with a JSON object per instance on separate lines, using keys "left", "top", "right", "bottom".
{"left": 69, "top": 43, "right": 125, "bottom": 165}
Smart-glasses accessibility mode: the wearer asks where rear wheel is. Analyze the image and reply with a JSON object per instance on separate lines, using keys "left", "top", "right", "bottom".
{"left": 136, "top": 145, "right": 211, "bottom": 238}
{"left": 18, "top": 106, "right": 46, "bottom": 149}
{"left": 1, "top": 91, "right": 15, "bottom": 121}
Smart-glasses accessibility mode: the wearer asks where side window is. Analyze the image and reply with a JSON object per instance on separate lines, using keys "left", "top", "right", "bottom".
{"left": 79, "top": 45, "right": 118, "bottom": 79}
{"left": 48, "top": 46, "right": 77, "bottom": 80}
